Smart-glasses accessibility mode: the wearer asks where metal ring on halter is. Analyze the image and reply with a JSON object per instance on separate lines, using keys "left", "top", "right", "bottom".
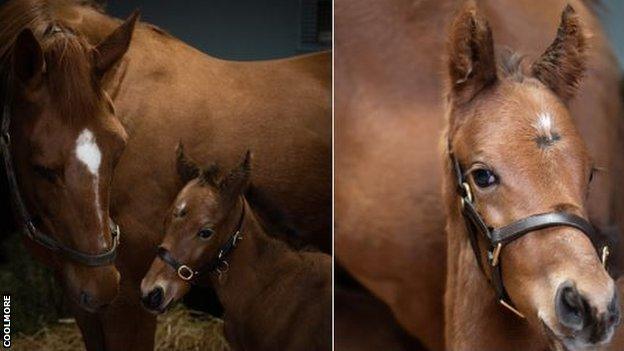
{"left": 177, "top": 265, "right": 195, "bottom": 281}
{"left": 216, "top": 260, "right": 230, "bottom": 275}
{"left": 216, "top": 260, "right": 230, "bottom": 282}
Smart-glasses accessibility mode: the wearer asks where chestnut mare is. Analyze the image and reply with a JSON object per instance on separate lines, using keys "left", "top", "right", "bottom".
{"left": 0, "top": 7, "right": 135, "bottom": 313}
{"left": 141, "top": 148, "right": 331, "bottom": 350}
{"left": 336, "top": 0, "right": 624, "bottom": 350}
{"left": 1, "top": 1, "right": 330, "bottom": 350}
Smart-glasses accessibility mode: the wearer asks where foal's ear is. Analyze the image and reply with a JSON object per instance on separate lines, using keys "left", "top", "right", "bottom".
{"left": 93, "top": 10, "right": 139, "bottom": 78}
{"left": 12, "top": 28, "right": 44, "bottom": 85}
{"left": 447, "top": 3, "right": 497, "bottom": 104}
{"left": 219, "top": 151, "right": 252, "bottom": 203}
{"left": 176, "top": 143, "right": 200, "bottom": 184}
{"left": 531, "top": 5, "right": 586, "bottom": 103}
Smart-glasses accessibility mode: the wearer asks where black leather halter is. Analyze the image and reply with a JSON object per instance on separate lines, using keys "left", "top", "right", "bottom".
{"left": 1, "top": 81, "right": 120, "bottom": 267}
{"left": 449, "top": 151, "right": 610, "bottom": 318}
{"left": 157, "top": 200, "right": 245, "bottom": 283}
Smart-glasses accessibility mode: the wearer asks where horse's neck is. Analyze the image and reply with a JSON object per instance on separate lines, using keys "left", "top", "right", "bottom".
{"left": 444, "top": 202, "right": 545, "bottom": 350}
{"left": 212, "top": 205, "right": 290, "bottom": 314}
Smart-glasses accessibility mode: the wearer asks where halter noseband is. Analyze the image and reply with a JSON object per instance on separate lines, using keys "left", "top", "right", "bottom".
{"left": 157, "top": 199, "right": 246, "bottom": 283}
{"left": 1, "top": 76, "right": 120, "bottom": 267}
{"left": 449, "top": 149, "right": 610, "bottom": 318}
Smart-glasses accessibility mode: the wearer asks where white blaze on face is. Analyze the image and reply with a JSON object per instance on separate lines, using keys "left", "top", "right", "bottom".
{"left": 75, "top": 129, "right": 103, "bottom": 223}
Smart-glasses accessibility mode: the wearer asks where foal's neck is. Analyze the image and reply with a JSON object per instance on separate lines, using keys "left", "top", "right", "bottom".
{"left": 211, "top": 201, "right": 290, "bottom": 311}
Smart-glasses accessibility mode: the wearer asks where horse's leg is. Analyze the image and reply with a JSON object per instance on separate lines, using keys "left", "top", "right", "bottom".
{"left": 69, "top": 298, "right": 106, "bottom": 351}
{"left": 98, "top": 279, "right": 157, "bottom": 351}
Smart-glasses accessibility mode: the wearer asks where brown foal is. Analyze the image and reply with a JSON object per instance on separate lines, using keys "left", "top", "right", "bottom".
{"left": 141, "top": 147, "right": 331, "bottom": 351}
{"left": 443, "top": 4, "right": 619, "bottom": 350}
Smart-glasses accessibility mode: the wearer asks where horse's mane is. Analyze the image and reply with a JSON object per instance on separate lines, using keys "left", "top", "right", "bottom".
{"left": 497, "top": 48, "right": 529, "bottom": 82}
{"left": 0, "top": 0, "right": 105, "bottom": 123}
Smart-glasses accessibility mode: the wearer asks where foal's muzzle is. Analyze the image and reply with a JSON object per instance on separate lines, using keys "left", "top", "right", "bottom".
{"left": 554, "top": 281, "right": 620, "bottom": 346}
{"left": 141, "top": 286, "right": 165, "bottom": 312}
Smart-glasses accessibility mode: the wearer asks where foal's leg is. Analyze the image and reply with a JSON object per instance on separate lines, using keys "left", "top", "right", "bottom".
{"left": 98, "top": 279, "right": 157, "bottom": 351}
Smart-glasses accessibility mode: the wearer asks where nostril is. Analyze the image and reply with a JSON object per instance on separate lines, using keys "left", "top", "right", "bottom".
{"left": 142, "top": 287, "right": 164, "bottom": 310}
{"left": 556, "top": 282, "right": 587, "bottom": 331}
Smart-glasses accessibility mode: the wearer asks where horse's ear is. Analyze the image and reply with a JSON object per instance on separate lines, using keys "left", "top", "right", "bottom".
{"left": 531, "top": 5, "right": 586, "bottom": 103}
{"left": 12, "top": 28, "right": 44, "bottom": 85}
{"left": 219, "top": 151, "right": 252, "bottom": 203}
{"left": 93, "top": 10, "right": 139, "bottom": 78}
{"left": 176, "top": 143, "right": 200, "bottom": 184}
{"left": 447, "top": 3, "right": 497, "bottom": 105}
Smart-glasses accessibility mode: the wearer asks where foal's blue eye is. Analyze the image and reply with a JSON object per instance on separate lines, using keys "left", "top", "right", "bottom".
{"left": 198, "top": 228, "right": 214, "bottom": 239}
{"left": 471, "top": 168, "right": 498, "bottom": 188}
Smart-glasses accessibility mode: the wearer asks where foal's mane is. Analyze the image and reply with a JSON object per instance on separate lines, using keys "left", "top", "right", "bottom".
{"left": 497, "top": 49, "right": 528, "bottom": 82}
{"left": 0, "top": 0, "right": 106, "bottom": 122}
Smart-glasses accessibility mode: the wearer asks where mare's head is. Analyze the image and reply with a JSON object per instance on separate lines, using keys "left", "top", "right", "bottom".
{"left": 4, "top": 13, "right": 138, "bottom": 311}
{"left": 141, "top": 146, "right": 251, "bottom": 313}
{"left": 445, "top": 4, "right": 619, "bottom": 348}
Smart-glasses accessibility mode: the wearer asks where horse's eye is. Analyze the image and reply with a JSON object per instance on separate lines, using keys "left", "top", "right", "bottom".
{"left": 198, "top": 228, "right": 214, "bottom": 240}
{"left": 33, "top": 165, "right": 59, "bottom": 183}
{"left": 471, "top": 168, "right": 498, "bottom": 188}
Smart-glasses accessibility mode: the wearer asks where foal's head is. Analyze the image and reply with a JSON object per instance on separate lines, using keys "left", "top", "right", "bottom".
{"left": 4, "top": 13, "right": 137, "bottom": 311}
{"left": 141, "top": 146, "right": 251, "bottom": 313}
{"left": 446, "top": 4, "right": 619, "bottom": 348}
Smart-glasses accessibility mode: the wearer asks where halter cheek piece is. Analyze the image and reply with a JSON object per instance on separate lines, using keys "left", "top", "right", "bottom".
{"left": 1, "top": 77, "right": 120, "bottom": 267}
{"left": 450, "top": 151, "right": 611, "bottom": 319}
{"left": 157, "top": 200, "right": 245, "bottom": 283}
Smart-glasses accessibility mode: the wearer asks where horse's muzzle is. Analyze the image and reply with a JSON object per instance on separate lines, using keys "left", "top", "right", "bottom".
{"left": 555, "top": 281, "right": 620, "bottom": 347}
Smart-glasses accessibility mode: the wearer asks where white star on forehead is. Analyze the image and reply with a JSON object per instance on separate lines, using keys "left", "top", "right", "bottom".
{"left": 534, "top": 112, "right": 554, "bottom": 140}
{"left": 75, "top": 129, "right": 101, "bottom": 176}
{"left": 532, "top": 111, "right": 561, "bottom": 148}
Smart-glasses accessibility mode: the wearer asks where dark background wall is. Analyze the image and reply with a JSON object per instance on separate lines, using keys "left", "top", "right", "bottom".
{"left": 600, "top": 0, "right": 624, "bottom": 68}
{"left": 104, "top": 0, "right": 331, "bottom": 60}
{"left": 100, "top": 0, "right": 622, "bottom": 66}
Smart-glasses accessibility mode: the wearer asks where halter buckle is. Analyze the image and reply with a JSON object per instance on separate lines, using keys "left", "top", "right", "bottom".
{"left": 460, "top": 182, "right": 473, "bottom": 208}
{"left": 489, "top": 243, "right": 502, "bottom": 267}
{"left": 499, "top": 299, "right": 526, "bottom": 319}
{"left": 177, "top": 265, "right": 195, "bottom": 281}
{"left": 601, "top": 246, "right": 610, "bottom": 268}
{"left": 233, "top": 231, "right": 242, "bottom": 246}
